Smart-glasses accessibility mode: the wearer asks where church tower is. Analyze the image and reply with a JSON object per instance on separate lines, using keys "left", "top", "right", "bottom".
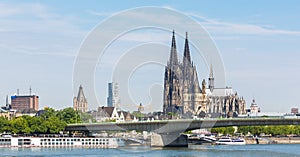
{"left": 73, "top": 85, "right": 88, "bottom": 112}
{"left": 208, "top": 64, "right": 215, "bottom": 92}
{"left": 163, "top": 30, "right": 182, "bottom": 115}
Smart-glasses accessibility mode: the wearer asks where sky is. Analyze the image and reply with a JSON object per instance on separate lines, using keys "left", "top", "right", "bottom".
{"left": 0, "top": 0, "right": 300, "bottom": 113}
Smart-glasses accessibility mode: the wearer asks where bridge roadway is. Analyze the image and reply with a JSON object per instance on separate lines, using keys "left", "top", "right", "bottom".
{"left": 65, "top": 118, "right": 300, "bottom": 134}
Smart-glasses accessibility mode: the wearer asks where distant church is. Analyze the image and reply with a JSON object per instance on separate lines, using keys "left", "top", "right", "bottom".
{"left": 163, "top": 31, "right": 246, "bottom": 118}
{"left": 73, "top": 85, "right": 88, "bottom": 112}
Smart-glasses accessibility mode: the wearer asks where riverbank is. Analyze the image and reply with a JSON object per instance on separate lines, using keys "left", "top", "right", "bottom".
{"left": 245, "top": 137, "right": 300, "bottom": 144}
{"left": 2, "top": 144, "right": 300, "bottom": 157}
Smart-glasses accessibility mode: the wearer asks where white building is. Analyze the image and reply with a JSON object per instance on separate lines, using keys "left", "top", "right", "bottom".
{"left": 95, "top": 106, "right": 137, "bottom": 122}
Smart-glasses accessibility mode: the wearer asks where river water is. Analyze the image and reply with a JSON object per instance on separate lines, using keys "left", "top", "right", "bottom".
{"left": 1, "top": 144, "right": 300, "bottom": 157}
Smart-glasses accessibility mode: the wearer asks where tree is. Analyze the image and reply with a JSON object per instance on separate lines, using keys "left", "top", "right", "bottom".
{"left": 132, "top": 111, "right": 144, "bottom": 118}
{"left": 41, "top": 108, "right": 56, "bottom": 120}
{"left": 57, "top": 107, "right": 80, "bottom": 124}
{"left": 0, "top": 117, "right": 10, "bottom": 133}
{"left": 10, "top": 117, "right": 31, "bottom": 134}
{"left": 41, "top": 116, "right": 66, "bottom": 134}
{"left": 30, "top": 117, "right": 47, "bottom": 133}
{"left": 211, "top": 127, "right": 235, "bottom": 135}
{"left": 237, "top": 126, "right": 251, "bottom": 135}
{"left": 80, "top": 112, "right": 95, "bottom": 123}
{"left": 237, "top": 125, "right": 300, "bottom": 136}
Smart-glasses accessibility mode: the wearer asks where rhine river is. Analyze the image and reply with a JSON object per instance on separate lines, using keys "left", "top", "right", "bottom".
{"left": 1, "top": 144, "right": 300, "bottom": 157}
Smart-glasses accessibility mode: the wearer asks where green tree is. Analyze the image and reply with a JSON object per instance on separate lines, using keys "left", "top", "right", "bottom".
{"left": 57, "top": 107, "right": 81, "bottom": 124}
{"left": 50, "top": 116, "right": 66, "bottom": 133}
{"left": 237, "top": 125, "right": 300, "bottom": 136}
{"left": 30, "top": 117, "right": 47, "bottom": 133}
{"left": 40, "top": 108, "right": 56, "bottom": 120}
{"left": 132, "top": 111, "right": 144, "bottom": 118}
{"left": 80, "top": 112, "right": 95, "bottom": 123}
{"left": 0, "top": 117, "right": 10, "bottom": 133}
{"left": 211, "top": 127, "right": 235, "bottom": 135}
{"left": 42, "top": 116, "right": 66, "bottom": 134}
{"left": 10, "top": 117, "right": 31, "bottom": 134}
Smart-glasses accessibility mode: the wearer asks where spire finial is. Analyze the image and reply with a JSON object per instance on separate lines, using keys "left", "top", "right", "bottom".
{"left": 169, "top": 30, "right": 178, "bottom": 66}
{"left": 6, "top": 95, "right": 8, "bottom": 105}
{"left": 183, "top": 31, "right": 191, "bottom": 64}
{"left": 77, "top": 84, "right": 85, "bottom": 100}
{"left": 208, "top": 64, "right": 214, "bottom": 92}
{"left": 210, "top": 64, "right": 214, "bottom": 78}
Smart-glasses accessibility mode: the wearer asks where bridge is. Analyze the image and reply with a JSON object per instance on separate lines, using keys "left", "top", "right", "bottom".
{"left": 66, "top": 118, "right": 300, "bottom": 133}
{"left": 65, "top": 118, "right": 300, "bottom": 147}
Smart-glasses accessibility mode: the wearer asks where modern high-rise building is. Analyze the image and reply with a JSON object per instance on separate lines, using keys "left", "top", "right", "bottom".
{"left": 73, "top": 85, "right": 88, "bottom": 112}
{"left": 11, "top": 95, "right": 39, "bottom": 111}
{"left": 107, "top": 82, "right": 120, "bottom": 108}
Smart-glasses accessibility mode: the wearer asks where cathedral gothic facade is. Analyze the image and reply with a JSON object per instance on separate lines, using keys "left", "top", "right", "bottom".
{"left": 163, "top": 31, "right": 207, "bottom": 118}
{"left": 163, "top": 31, "right": 246, "bottom": 118}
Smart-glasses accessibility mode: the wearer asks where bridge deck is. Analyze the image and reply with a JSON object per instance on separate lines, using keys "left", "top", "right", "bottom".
{"left": 65, "top": 118, "right": 300, "bottom": 134}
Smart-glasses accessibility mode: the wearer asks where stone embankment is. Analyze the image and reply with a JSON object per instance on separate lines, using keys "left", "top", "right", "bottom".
{"left": 246, "top": 137, "right": 300, "bottom": 144}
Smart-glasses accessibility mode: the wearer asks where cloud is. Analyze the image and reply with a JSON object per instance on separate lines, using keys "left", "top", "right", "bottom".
{"left": 0, "top": 3, "right": 84, "bottom": 35}
{"left": 0, "top": 43, "right": 76, "bottom": 57}
{"left": 188, "top": 13, "right": 300, "bottom": 36}
{"left": 0, "top": 2, "right": 86, "bottom": 57}
{"left": 0, "top": 3, "right": 21, "bottom": 17}
{"left": 86, "top": 10, "right": 113, "bottom": 17}
{"left": 117, "top": 30, "right": 170, "bottom": 42}
{"left": 0, "top": 2, "right": 57, "bottom": 20}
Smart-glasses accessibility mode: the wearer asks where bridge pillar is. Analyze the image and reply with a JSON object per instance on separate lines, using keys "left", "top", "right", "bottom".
{"left": 150, "top": 133, "right": 188, "bottom": 147}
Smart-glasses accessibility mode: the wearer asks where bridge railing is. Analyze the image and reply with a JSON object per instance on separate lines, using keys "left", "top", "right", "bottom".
{"left": 67, "top": 117, "right": 298, "bottom": 126}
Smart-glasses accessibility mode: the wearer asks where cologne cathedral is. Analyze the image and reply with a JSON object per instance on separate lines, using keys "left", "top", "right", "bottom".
{"left": 163, "top": 31, "right": 246, "bottom": 118}
{"left": 163, "top": 31, "right": 207, "bottom": 118}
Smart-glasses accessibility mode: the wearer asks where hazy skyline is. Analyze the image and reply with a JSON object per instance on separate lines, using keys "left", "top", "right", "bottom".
{"left": 1, "top": 1, "right": 300, "bottom": 112}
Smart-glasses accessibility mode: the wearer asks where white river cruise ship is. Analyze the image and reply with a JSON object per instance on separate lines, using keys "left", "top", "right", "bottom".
{"left": 0, "top": 136, "right": 121, "bottom": 148}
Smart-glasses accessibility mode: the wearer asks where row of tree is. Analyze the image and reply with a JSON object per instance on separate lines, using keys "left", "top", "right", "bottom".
{"left": 0, "top": 107, "right": 81, "bottom": 134}
{"left": 238, "top": 125, "right": 300, "bottom": 136}
{"left": 211, "top": 127, "right": 235, "bottom": 135}
{"left": 211, "top": 125, "right": 300, "bottom": 136}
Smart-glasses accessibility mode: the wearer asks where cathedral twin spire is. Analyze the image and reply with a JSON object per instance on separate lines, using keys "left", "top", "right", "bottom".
{"left": 169, "top": 30, "right": 191, "bottom": 66}
{"left": 169, "top": 30, "right": 179, "bottom": 66}
{"left": 183, "top": 32, "right": 191, "bottom": 65}
{"left": 164, "top": 30, "right": 203, "bottom": 116}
